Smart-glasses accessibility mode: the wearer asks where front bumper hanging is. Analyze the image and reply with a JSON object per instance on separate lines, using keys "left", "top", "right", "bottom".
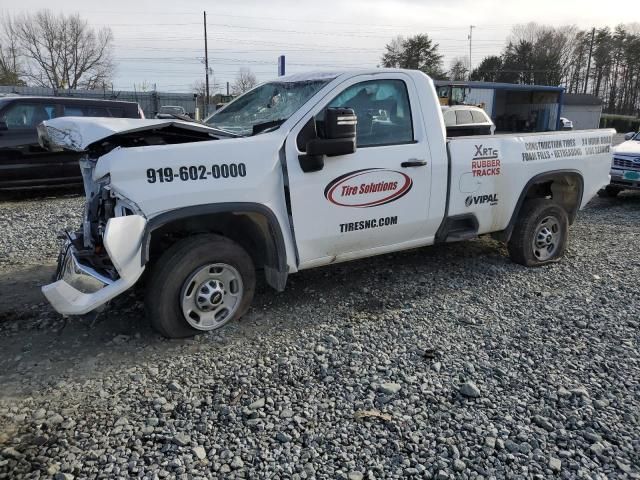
{"left": 42, "top": 215, "right": 147, "bottom": 315}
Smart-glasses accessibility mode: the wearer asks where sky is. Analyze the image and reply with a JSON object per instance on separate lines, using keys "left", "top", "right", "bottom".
{"left": 3, "top": 0, "right": 637, "bottom": 94}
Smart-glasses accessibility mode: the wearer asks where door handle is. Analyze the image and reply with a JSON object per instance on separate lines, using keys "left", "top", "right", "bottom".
{"left": 401, "top": 159, "right": 427, "bottom": 168}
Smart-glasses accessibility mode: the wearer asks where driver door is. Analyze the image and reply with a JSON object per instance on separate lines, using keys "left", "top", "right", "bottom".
{"left": 285, "top": 73, "right": 433, "bottom": 268}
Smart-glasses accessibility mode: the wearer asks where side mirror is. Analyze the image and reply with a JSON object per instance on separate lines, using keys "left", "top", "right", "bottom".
{"left": 624, "top": 132, "right": 636, "bottom": 141}
{"left": 299, "top": 108, "right": 357, "bottom": 173}
{"left": 0, "top": 120, "right": 8, "bottom": 131}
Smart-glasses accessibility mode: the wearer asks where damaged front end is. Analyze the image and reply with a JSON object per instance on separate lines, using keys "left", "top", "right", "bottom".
{"left": 43, "top": 161, "right": 147, "bottom": 315}
{"left": 39, "top": 116, "right": 224, "bottom": 315}
{"left": 42, "top": 151, "right": 147, "bottom": 316}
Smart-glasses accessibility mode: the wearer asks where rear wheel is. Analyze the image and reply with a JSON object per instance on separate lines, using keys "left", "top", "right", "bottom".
{"left": 597, "top": 186, "right": 621, "bottom": 198}
{"left": 508, "top": 199, "right": 569, "bottom": 267}
{"left": 145, "top": 234, "right": 255, "bottom": 338}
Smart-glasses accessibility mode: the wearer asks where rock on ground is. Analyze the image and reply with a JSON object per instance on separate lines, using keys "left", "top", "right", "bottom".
{"left": 0, "top": 192, "right": 639, "bottom": 478}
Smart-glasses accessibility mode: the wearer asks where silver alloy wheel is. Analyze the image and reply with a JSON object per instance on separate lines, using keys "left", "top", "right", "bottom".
{"left": 180, "top": 263, "right": 244, "bottom": 330}
{"left": 532, "top": 215, "right": 562, "bottom": 261}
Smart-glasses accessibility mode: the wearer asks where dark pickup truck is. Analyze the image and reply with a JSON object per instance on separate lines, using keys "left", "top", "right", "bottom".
{"left": 0, "top": 96, "right": 143, "bottom": 190}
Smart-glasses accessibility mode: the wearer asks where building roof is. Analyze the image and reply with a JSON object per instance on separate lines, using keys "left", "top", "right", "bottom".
{"left": 433, "top": 80, "right": 564, "bottom": 93}
{"left": 563, "top": 93, "right": 603, "bottom": 106}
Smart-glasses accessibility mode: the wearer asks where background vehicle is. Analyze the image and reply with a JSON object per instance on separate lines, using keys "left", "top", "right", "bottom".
{"left": 442, "top": 105, "right": 495, "bottom": 136}
{"left": 38, "top": 69, "right": 614, "bottom": 338}
{"left": 560, "top": 117, "right": 574, "bottom": 130}
{"left": 598, "top": 130, "right": 640, "bottom": 197}
{"left": 156, "top": 105, "right": 190, "bottom": 120}
{"left": 0, "top": 96, "right": 143, "bottom": 190}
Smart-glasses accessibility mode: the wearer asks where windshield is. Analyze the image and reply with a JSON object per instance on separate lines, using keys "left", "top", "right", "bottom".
{"left": 634, "top": 132, "right": 640, "bottom": 141}
{"left": 205, "top": 79, "right": 331, "bottom": 136}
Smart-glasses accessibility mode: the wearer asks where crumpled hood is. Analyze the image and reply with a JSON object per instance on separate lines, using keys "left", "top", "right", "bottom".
{"left": 37, "top": 117, "right": 220, "bottom": 152}
{"left": 613, "top": 139, "right": 640, "bottom": 158}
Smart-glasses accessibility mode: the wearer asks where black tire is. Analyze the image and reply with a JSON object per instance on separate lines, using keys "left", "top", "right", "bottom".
{"left": 145, "top": 234, "right": 255, "bottom": 338}
{"left": 597, "top": 186, "right": 621, "bottom": 198}
{"left": 507, "top": 199, "right": 569, "bottom": 267}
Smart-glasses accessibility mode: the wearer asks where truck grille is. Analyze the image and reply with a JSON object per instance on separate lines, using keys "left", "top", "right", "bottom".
{"left": 614, "top": 157, "right": 640, "bottom": 170}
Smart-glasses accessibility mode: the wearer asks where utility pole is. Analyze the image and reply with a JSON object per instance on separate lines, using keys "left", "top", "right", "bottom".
{"left": 583, "top": 27, "right": 595, "bottom": 94}
{"left": 468, "top": 25, "right": 475, "bottom": 80}
{"left": 204, "top": 11, "right": 210, "bottom": 117}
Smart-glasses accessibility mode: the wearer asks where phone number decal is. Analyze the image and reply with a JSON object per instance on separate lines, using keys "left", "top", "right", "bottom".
{"left": 146, "top": 163, "right": 247, "bottom": 183}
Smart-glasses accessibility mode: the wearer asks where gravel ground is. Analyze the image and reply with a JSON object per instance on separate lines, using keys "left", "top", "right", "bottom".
{"left": 0, "top": 191, "right": 639, "bottom": 479}
{"left": 0, "top": 192, "right": 84, "bottom": 267}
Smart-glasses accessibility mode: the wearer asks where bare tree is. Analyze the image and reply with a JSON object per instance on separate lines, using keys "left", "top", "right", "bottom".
{"left": 231, "top": 68, "right": 257, "bottom": 95}
{"left": 381, "top": 36, "right": 405, "bottom": 68}
{"left": 448, "top": 56, "right": 469, "bottom": 81}
{"left": 4, "top": 10, "right": 114, "bottom": 89}
{"left": 0, "top": 17, "right": 24, "bottom": 85}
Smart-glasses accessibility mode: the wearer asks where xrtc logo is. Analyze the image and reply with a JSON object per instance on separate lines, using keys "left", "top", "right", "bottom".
{"left": 472, "top": 144, "right": 501, "bottom": 177}
{"left": 465, "top": 193, "right": 498, "bottom": 207}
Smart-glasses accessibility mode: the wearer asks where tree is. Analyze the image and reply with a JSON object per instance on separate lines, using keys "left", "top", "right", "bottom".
{"left": 3, "top": 10, "right": 113, "bottom": 89}
{"left": 381, "top": 34, "right": 445, "bottom": 78}
{"left": 231, "top": 68, "right": 257, "bottom": 95}
{"left": 448, "top": 57, "right": 469, "bottom": 81}
{"left": 0, "top": 18, "right": 24, "bottom": 85}
{"left": 381, "top": 36, "right": 405, "bottom": 69}
{"left": 470, "top": 56, "right": 503, "bottom": 82}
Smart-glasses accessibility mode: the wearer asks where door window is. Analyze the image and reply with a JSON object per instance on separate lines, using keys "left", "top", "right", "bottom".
{"left": 471, "top": 110, "right": 489, "bottom": 123}
{"left": 107, "top": 107, "right": 124, "bottom": 117}
{"left": 455, "top": 109, "right": 473, "bottom": 125}
{"left": 443, "top": 110, "right": 456, "bottom": 127}
{"left": 63, "top": 106, "right": 85, "bottom": 117}
{"left": 325, "top": 80, "right": 413, "bottom": 147}
{"left": 2, "top": 103, "right": 57, "bottom": 129}
{"left": 85, "top": 106, "right": 109, "bottom": 117}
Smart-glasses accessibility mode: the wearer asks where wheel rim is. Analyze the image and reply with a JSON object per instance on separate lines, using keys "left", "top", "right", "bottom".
{"left": 532, "top": 215, "right": 562, "bottom": 261}
{"left": 180, "top": 263, "right": 244, "bottom": 331}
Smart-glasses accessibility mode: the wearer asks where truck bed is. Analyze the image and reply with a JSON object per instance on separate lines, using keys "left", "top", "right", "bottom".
{"left": 444, "top": 129, "right": 615, "bottom": 236}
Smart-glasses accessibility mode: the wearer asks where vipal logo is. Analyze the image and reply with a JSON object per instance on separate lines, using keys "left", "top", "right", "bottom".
{"left": 465, "top": 194, "right": 499, "bottom": 207}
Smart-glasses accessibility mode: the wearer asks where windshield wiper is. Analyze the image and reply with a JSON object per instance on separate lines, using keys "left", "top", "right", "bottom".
{"left": 251, "top": 119, "right": 287, "bottom": 136}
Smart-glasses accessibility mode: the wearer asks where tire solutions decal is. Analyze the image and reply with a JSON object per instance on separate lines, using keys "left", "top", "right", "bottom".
{"left": 324, "top": 168, "right": 412, "bottom": 208}
{"left": 146, "top": 163, "right": 246, "bottom": 184}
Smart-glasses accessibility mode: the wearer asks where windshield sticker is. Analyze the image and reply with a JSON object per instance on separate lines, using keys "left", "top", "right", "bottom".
{"left": 324, "top": 168, "right": 412, "bottom": 208}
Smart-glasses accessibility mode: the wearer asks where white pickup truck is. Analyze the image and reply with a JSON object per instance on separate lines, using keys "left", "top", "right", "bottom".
{"left": 38, "top": 69, "right": 614, "bottom": 338}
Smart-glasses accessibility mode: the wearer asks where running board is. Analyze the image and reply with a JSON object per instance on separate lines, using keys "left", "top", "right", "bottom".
{"left": 435, "top": 214, "right": 479, "bottom": 243}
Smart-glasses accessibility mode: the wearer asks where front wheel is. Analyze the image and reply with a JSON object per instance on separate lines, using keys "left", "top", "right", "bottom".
{"left": 507, "top": 199, "right": 569, "bottom": 267}
{"left": 145, "top": 234, "right": 255, "bottom": 338}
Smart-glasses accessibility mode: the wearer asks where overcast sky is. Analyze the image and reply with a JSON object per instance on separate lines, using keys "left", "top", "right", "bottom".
{"left": 4, "top": 0, "right": 637, "bottom": 94}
